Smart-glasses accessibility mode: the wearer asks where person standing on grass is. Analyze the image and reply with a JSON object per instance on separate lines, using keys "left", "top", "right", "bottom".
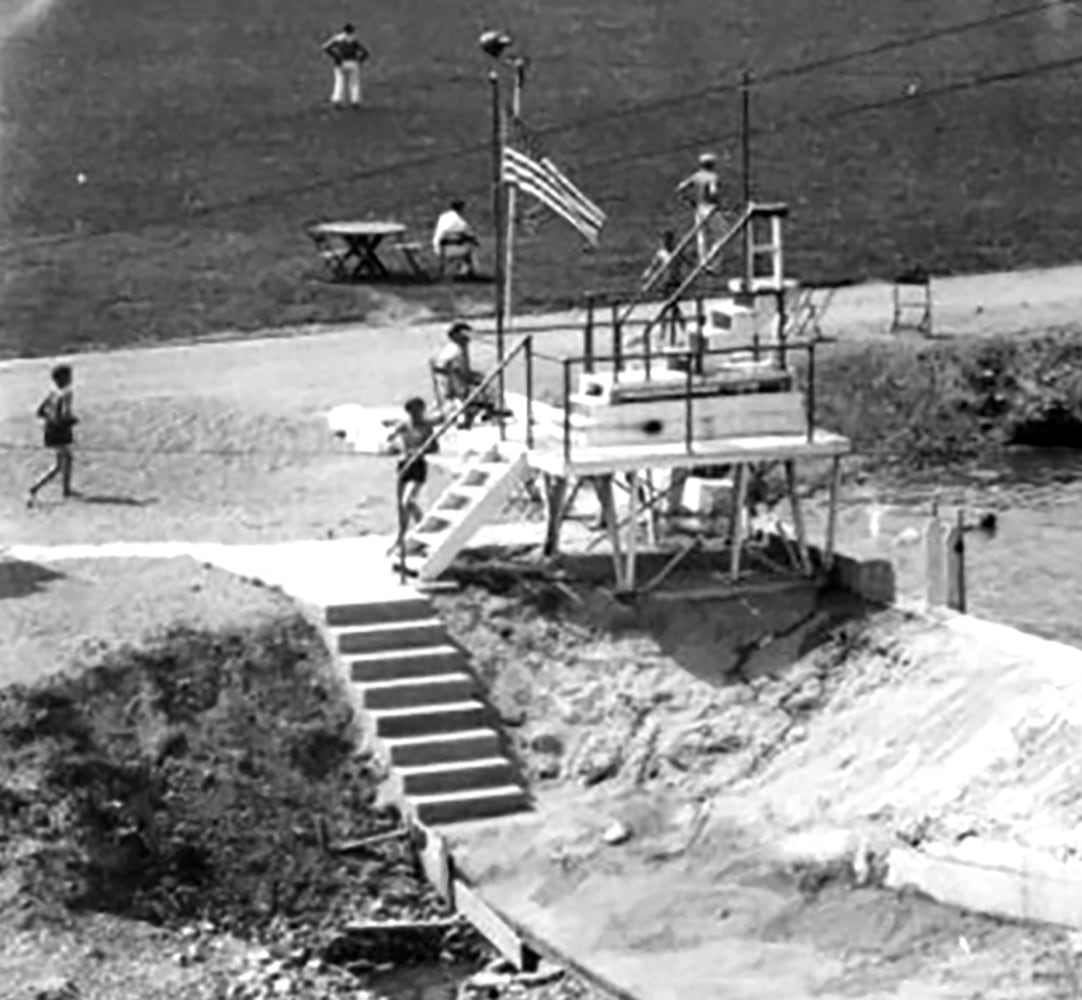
{"left": 322, "top": 23, "right": 369, "bottom": 108}
{"left": 28, "top": 363, "right": 78, "bottom": 506}
{"left": 386, "top": 396, "right": 438, "bottom": 556}
{"left": 675, "top": 152, "right": 723, "bottom": 268}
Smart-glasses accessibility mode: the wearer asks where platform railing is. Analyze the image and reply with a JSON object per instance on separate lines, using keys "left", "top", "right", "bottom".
{"left": 554, "top": 339, "right": 824, "bottom": 464}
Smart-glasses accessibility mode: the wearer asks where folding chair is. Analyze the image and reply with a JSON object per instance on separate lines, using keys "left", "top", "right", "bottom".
{"left": 436, "top": 236, "right": 478, "bottom": 279}
{"left": 395, "top": 239, "right": 428, "bottom": 279}
{"left": 891, "top": 267, "right": 933, "bottom": 336}
{"left": 430, "top": 361, "right": 491, "bottom": 428}
{"left": 307, "top": 227, "right": 348, "bottom": 280}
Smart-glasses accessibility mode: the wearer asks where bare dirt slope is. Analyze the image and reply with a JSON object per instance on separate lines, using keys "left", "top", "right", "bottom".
{"left": 438, "top": 581, "right": 1082, "bottom": 1000}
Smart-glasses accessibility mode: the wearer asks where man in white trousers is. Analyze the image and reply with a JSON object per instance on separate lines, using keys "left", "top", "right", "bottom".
{"left": 675, "top": 152, "right": 723, "bottom": 268}
{"left": 322, "top": 23, "right": 369, "bottom": 108}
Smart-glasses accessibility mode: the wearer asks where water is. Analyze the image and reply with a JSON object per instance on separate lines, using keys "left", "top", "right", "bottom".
{"left": 812, "top": 450, "right": 1082, "bottom": 647}
{"left": 368, "top": 963, "right": 466, "bottom": 1000}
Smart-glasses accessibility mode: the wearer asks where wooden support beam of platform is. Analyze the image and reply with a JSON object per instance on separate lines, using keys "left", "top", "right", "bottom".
{"left": 526, "top": 429, "right": 849, "bottom": 478}
{"left": 729, "top": 464, "right": 748, "bottom": 582}
{"left": 784, "top": 459, "right": 812, "bottom": 576}
{"left": 596, "top": 476, "right": 624, "bottom": 589}
{"left": 825, "top": 456, "right": 841, "bottom": 571}
{"left": 542, "top": 474, "right": 570, "bottom": 558}
{"left": 626, "top": 470, "right": 640, "bottom": 590}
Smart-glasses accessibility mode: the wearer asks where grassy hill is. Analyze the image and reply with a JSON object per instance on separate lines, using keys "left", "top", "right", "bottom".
{"left": 1, "top": 0, "right": 1081, "bottom": 356}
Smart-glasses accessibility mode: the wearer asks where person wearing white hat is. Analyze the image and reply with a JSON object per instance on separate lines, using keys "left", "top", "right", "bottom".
{"left": 675, "top": 152, "right": 722, "bottom": 267}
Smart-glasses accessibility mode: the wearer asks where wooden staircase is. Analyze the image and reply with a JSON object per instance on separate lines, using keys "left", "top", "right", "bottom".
{"left": 325, "top": 592, "right": 529, "bottom": 826}
{"left": 406, "top": 447, "right": 529, "bottom": 581}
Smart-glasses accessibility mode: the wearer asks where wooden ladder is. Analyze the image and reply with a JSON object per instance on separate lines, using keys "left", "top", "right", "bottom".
{"left": 407, "top": 448, "right": 529, "bottom": 580}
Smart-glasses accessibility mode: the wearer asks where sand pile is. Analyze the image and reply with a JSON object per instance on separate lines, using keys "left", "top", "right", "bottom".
{"left": 438, "top": 579, "right": 1082, "bottom": 857}
{"left": 746, "top": 609, "right": 1082, "bottom": 856}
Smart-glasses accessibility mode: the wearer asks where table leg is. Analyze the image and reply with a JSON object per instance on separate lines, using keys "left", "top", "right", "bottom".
{"left": 361, "top": 237, "right": 389, "bottom": 279}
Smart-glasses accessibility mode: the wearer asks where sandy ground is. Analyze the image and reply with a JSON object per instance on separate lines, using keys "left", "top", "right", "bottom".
{"left": 0, "top": 556, "right": 298, "bottom": 687}
{"left": 2, "top": 264, "right": 1082, "bottom": 1000}
{"left": 438, "top": 588, "right": 1082, "bottom": 1000}
{"left": 450, "top": 788, "right": 1077, "bottom": 1000}
{"left": 1, "top": 261, "right": 1081, "bottom": 553}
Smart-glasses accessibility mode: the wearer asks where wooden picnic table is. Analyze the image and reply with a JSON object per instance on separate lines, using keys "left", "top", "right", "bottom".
{"left": 309, "top": 220, "right": 423, "bottom": 280}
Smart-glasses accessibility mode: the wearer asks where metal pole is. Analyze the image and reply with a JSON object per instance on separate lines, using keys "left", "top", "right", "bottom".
{"left": 490, "top": 70, "right": 506, "bottom": 437}
{"left": 806, "top": 344, "right": 816, "bottom": 443}
{"left": 611, "top": 302, "right": 622, "bottom": 378}
{"left": 562, "top": 359, "right": 572, "bottom": 464}
{"left": 525, "top": 335, "right": 535, "bottom": 449}
{"left": 741, "top": 69, "right": 753, "bottom": 294}
{"left": 500, "top": 58, "right": 525, "bottom": 425}
{"left": 684, "top": 354, "right": 694, "bottom": 453}
{"left": 742, "top": 69, "right": 752, "bottom": 208}
{"left": 584, "top": 294, "right": 596, "bottom": 373}
{"left": 695, "top": 296, "right": 706, "bottom": 375}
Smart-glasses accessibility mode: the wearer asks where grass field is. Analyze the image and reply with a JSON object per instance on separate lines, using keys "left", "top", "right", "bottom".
{"left": 1, "top": 0, "right": 1082, "bottom": 357}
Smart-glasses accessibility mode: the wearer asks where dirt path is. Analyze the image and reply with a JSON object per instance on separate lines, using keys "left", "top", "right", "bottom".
{"left": 1, "top": 260, "right": 1080, "bottom": 552}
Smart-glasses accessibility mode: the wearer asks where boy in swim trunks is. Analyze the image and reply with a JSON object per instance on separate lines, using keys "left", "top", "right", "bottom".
{"left": 28, "top": 363, "right": 78, "bottom": 506}
{"left": 386, "top": 396, "right": 438, "bottom": 555}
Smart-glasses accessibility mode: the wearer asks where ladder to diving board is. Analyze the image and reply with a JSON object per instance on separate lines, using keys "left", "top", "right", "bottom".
{"left": 405, "top": 448, "right": 529, "bottom": 581}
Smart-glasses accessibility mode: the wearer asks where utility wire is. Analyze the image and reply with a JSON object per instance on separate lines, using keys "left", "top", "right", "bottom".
{"left": 0, "top": 0, "right": 1074, "bottom": 259}
{"left": 527, "top": 0, "right": 1075, "bottom": 137}
{"left": 447, "top": 49, "right": 1082, "bottom": 213}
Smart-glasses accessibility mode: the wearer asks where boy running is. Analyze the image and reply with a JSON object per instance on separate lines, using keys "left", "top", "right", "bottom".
{"left": 28, "top": 363, "right": 78, "bottom": 506}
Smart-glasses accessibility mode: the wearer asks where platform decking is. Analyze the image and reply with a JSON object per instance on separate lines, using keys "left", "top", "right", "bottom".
{"left": 525, "top": 428, "right": 850, "bottom": 477}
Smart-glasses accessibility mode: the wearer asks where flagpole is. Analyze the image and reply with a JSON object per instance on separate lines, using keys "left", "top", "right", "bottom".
{"left": 741, "top": 68, "right": 753, "bottom": 293}
{"left": 490, "top": 69, "right": 507, "bottom": 435}
{"left": 502, "top": 58, "right": 525, "bottom": 352}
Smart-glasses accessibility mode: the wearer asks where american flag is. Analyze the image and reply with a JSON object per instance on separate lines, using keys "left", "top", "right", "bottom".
{"left": 501, "top": 118, "right": 606, "bottom": 245}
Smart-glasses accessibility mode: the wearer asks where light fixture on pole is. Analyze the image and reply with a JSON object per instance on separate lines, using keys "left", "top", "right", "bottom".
{"left": 479, "top": 28, "right": 520, "bottom": 435}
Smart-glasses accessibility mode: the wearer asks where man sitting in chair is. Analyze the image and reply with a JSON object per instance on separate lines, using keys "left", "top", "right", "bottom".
{"left": 432, "top": 199, "right": 480, "bottom": 279}
{"left": 433, "top": 322, "right": 503, "bottom": 429}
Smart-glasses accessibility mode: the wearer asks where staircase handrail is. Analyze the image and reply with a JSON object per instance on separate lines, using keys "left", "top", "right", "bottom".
{"left": 397, "top": 334, "right": 532, "bottom": 482}
{"left": 394, "top": 334, "right": 533, "bottom": 576}
{"left": 631, "top": 204, "right": 755, "bottom": 353}
{"left": 628, "top": 208, "right": 717, "bottom": 318}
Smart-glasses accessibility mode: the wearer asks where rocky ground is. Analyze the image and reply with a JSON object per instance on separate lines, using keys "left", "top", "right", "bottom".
{"left": 0, "top": 555, "right": 611, "bottom": 1000}
{"left": 0, "top": 609, "right": 478, "bottom": 1000}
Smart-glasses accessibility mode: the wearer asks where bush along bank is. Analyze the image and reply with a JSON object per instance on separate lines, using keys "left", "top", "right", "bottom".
{"left": 813, "top": 328, "right": 1082, "bottom": 472}
{"left": 0, "top": 617, "right": 487, "bottom": 980}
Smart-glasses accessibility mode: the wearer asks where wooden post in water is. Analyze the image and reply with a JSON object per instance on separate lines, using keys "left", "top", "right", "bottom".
{"left": 923, "top": 496, "right": 948, "bottom": 607}
{"left": 946, "top": 509, "right": 966, "bottom": 613}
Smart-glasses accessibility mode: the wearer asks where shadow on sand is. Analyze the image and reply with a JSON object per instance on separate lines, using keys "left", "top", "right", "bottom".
{"left": 74, "top": 494, "right": 159, "bottom": 508}
{"left": 0, "top": 559, "right": 65, "bottom": 601}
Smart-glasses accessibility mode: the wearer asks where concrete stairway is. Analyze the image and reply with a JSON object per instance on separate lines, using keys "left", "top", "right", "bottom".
{"left": 325, "top": 591, "right": 529, "bottom": 826}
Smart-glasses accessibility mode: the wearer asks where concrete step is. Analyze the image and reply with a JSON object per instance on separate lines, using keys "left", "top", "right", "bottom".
{"left": 325, "top": 595, "right": 434, "bottom": 628}
{"left": 360, "top": 672, "right": 475, "bottom": 710}
{"left": 411, "top": 785, "right": 529, "bottom": 825}
{"left": 348, "top": 645, "right": 465, "bottom": 683}
{"left": 333, "top": 618, "right": 448, "bottom": 655}
{"left": 384, "top": 729, "right": 500, "bottom": 767}
{"left": 371, "top": 700, "right": 488, "bottom": 739}
{"left": 396, "top": 757, "right": 515, "bottom": 796}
